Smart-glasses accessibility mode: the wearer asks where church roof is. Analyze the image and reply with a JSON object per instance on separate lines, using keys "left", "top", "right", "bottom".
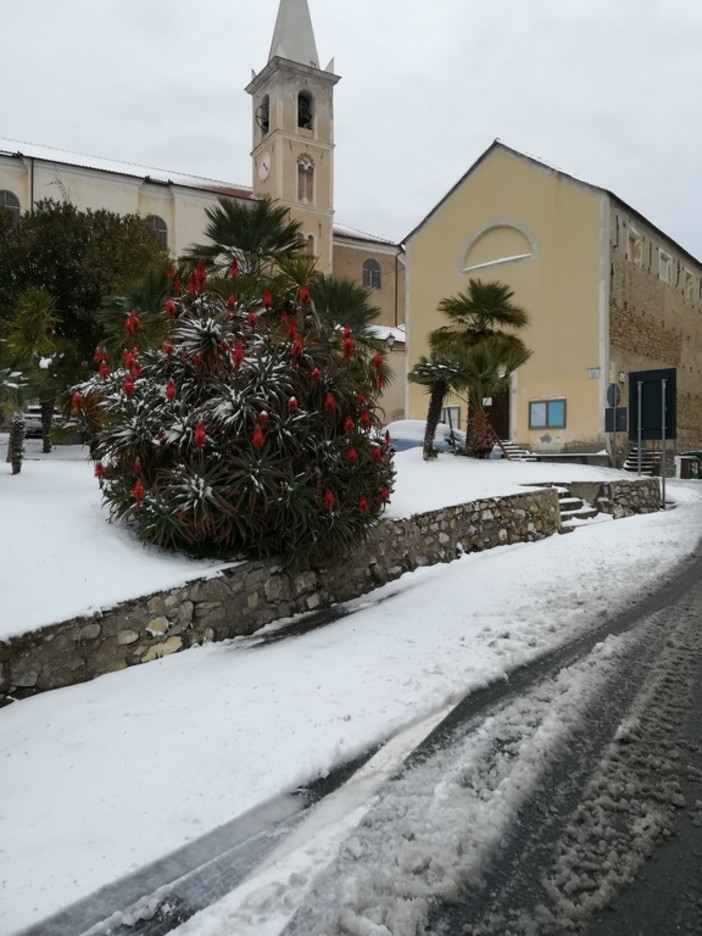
{"left": 333, "top": 222, "right": 398, "bottom": 247}
{"left": 0, "top": 137, "right": 252, "bottom": 199}
{"left": 268, "top": 0, "right": 320, "bottom": 68}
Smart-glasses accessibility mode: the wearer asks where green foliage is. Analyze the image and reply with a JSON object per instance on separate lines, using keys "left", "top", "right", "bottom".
{"left": 408, "top": 354, "right": 468, "bottom": 460}
{"left": 74, "top": 269, "right": 395, "bottom": 565}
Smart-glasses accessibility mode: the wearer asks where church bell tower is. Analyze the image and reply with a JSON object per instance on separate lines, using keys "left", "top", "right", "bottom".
{"left": 246, "top": 0, "right": 339, "bottom": 274}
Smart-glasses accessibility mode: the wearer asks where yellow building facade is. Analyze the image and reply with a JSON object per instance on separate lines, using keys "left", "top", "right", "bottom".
{"left": 406, "top": 142, "right": 702, "bottom": 457}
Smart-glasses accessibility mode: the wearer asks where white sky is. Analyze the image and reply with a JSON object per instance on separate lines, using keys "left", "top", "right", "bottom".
{"left": 2, "top": 1, "right": 702, "bottom": 254}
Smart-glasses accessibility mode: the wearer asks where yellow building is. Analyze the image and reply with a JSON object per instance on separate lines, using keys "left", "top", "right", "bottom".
{"left": 405, "top": 141, "right": 702, "bottom": 457}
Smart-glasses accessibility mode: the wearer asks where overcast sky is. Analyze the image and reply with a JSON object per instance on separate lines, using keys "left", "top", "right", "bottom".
{"left": 2, "top": 1, "right": 701, "bottom": 257}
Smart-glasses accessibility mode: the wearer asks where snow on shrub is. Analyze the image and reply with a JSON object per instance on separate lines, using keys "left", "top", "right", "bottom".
{"left": 73, "top": 266, "right": 394, "bottom": 564}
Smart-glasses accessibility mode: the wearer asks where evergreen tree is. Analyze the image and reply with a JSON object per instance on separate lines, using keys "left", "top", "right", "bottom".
{"left": 408, "top": 355, "right": 467, "bottom": 460}
{"left": 72, "top": 264, "right": 394, "bottom": 565}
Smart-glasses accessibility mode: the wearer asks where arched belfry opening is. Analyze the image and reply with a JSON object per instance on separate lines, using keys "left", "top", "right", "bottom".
{"left": 297, "top": 91, "right": 314, "bottom": 130}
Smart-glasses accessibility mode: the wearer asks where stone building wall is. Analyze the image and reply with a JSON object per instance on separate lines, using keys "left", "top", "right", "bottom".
{"left": 0, "top": 479, "right": 658, "bottom": 705}
{"left": 608, "top": 204, "right": 702, "bottom": 453}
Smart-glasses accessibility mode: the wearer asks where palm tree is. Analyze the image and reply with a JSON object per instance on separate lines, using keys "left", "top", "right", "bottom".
{"left": 408, "top": 355, "right": 467, "bottom": 460}
{"left": 430, "top": 279, "right": 532, "bottom": 449}
{"left": 184, "top": 196, "right": 304, "bottom": 278}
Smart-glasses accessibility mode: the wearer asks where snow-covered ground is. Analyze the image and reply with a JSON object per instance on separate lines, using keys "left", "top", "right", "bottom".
{"left": 1, "top": 439, "right": 701, "bottom": 934}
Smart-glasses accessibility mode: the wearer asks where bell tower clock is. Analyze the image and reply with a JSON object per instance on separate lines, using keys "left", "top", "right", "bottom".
{"left": 246, "top": 0, "right": 339, "bottom": 274}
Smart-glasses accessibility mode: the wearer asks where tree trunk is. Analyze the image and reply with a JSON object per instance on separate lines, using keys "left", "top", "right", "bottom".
{"left": 423, "top": 381, "right": 447, "bottom": 460}
{"left": 40, "top": 398, "right": 54, "bottom": 454}
{"left": 468, "top": 409, "right": 497, "bottom": 459}
{"left": 9, "top": 410, "right": 25, "bottom": 475}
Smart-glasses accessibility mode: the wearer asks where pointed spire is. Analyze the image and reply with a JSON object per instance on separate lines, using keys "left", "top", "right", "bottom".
{"left": 268, "top": 0, "right": 320, "bottom": 68}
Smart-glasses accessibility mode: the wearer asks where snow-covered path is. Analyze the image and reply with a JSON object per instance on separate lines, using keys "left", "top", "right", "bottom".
{"left": 1, "top": 442, "right": 702, "bottom": 934}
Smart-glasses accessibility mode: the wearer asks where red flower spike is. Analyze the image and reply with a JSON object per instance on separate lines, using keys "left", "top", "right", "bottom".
{"left": 130, "top": 361, "right": 142, "bottom": 378}
{"left": 248, "top": 310, "right": 258, "bottom": 329}
{"left": 280, "top": 310, "right": 289, "bottom": 325}
{"left": 193, "top": 422, "right": 207, "bottom": 448}
{"left": 385, "top": 430, "right": 391, "bottom": 446}
{"left": 229, "top": 259, "right": 239, "bottom": 277}
{"left": 346, "top": 446, "right": 358, "bottom": 464}
{"left": 164, "top": 297, "right": 176, "bottom": 316}
{"left": 192, "top": 353, "right": 202, "bottom": 367}
{"left": 357, "top": 393, "right": 367, "bottom": 404}
{"left": 287, "top": 322, "right": 297, "bottom": 340}
{"left": 299, "top": 284, "right": 311, "bottom": 306}
{"left": 166, "top": 379, "right": 177, "bottom": 401}
{"left": 322, "top": 489, "right": 335, "bottom": 508}
{"left": 324, "top": 392, "right": 336, "bottom": 410}
{"left": 291, "top": 337, "right": 303, "bottom": 359}
{"left": 360, "top": 409, "right": 372, "bottom": 429}
{"left": 163, "top": 340, "right": 174, "bottom": 355}
{"left": 262, "top": 290, "right": 273, "bottom": 310}
{"left": 133, "top": 458, "right": 142, "bottom": 475}
{"left": 358, "top": 497, "right": 370, "bottom": 513}
{"left": 344, "top": 417, "right": 355, "bottom": 434}
{"left": 132, "top": 479, "right": 146, "bottom": 502}
{"left": 226, "top": 294, "right": 237, "bottom": 309}
{"left": 288, "top": 397, "right": 299, "bottom": 411}
{"left": 195, "top": 260, "right": 207, "bottom": 288}
{"left": 167, "top": 265, "right": 174, "bottom": 279}
{"left": 219, "top": 340, "right": 230, "bottom": 352}
{"left": 381, "top": 486, "right": 390, "bottom": 502}
{"left": 188, "top": 272, "right": 199, "bottom": 295}
{"left": 124, "top": 310, "right": 140, "bottom": 335}
{"left": 122, "top": 375, "right": 135, "bottom": 397}
{"left": 371, "top": 445, "right": 382, "bottom": 463}
{"left": 232, "top": 340, "right": 245, "bottom": 367}
{"left": 376, "top": 374, "right": 386, "bottom": 389}
{"left": 71, "top": 391, "right": 84, "bottom": 409}
{"left": 98, "top": 361, "right": 109, "bottom": 378}
{"left": 311, "top": 367, "right": 321, "bottom": 381}
{"left": 343, "top": 336, "right": 355, "bottom": 359}
{"left": 174, "top": 278, "right": 182, "bottom": 293}
{"left": 372, "top": 353, "right": 384, "bottom": 369}
{"left": 343, "top": 326, "right": 352, "bottom": 338}
{"left": 258, "top": 411, "right": 269, "bottom": 425}
{"left": 252, "top": 424, "right": 265, "bottom": 450}
{"left": 94, "top": 461, "right": 105, "bottom": 479}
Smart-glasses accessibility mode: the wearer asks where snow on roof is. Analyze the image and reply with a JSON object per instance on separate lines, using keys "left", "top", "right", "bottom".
{"left": 368, "top": 323, "right": 406, "bottom": 344}
{"left": 333, "top": 222, "right": 398, "bottom": 247}
{"left": 0, "top": 136, "right": 252, "bottom": 198}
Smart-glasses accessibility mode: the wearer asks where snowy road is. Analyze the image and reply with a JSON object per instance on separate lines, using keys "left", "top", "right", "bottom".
{"left": 26, "top": 549, "right": 700, "bottom": 936}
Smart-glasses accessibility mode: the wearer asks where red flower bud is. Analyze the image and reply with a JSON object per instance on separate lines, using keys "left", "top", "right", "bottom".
{"left": 252, "top": 424, "right": 265, "bottom": 450}
{"left": 357, "top": 393, "right": 367, "bottom": 404}
{"left": 124, "top": 310, "right": 140, "bottom": 335}
{"left": 344, "top": 417, "right": 355, "bottom": 434}
{"left": 132, "top": 479, "right": 146, "bottom": 501}
{"left": 358, "top": 497, "right": 370, "bottom": 513}
{"left": 311, "top": 367, "right": 321, "bottom": 381}
{"left": 372, "top": 353, "right": 384, "bottom": 370}
{"left": 299, "top": 284, "right": 311, "bottom": 306}
{"left": 232, "top": 340, "right": 245, "bottom": 367}
{"left": 262, "top": 290, "right": 273, "bottom": 309}
{"left": 93, "top": 347, "right": 107, "bottom": 362}
{"left": 164, "top": 297, "right": 176, "bottom": 316}
{"left": 94, "top": 461, "right": 105, "bottom": 479}
{"left": 195, "top": 260, "right": 207, "bottom": 288}
{"left": 360, "top": 409, "right": 372, "bottom": 429}
{"left": 174, "top": 278, "right": 182, "bottom": 293}
{"left": 381, "top": 486, "right": 390, "bottom": 502}
{"left": 163, "top": 340, "right": 174, "bottom": 355}
{"left": 71, "top": 391, "right": 84, "bottom": 409}
{"left": 130, "top": 361, "right": 142, "bottom": 378}
{"left": 346, "top": 446, "right": 358, "bottom": 463}
{"left": 258, "top": 411, "right": 269, "bottom": 425}
{"left": 248, "top": 310, "right": 258, "bottom": 329}
{"left": 371, "top": 445, "right": 382, "bottom": 463}
{"left": 288, "top": 396, "right": 299, "bottom": 410}
{"left": 324, "top": 392, "right": 336, "bottom": 410}
{"left": 192, "top": 353, "right": 202, "bottom": 367}
{"left": 343, "top": 336, "right": 355, "bottom": 359}
{"left": 322, "top": 489, "right": 335, "bottom": 508}
{"left": 376, "top": 374, "right": 386, "bottom": 389}
{"left": 229, "top": 259, "right": 239, "bottom": 277}
{"left": 287, "top": 322, "right": 298, "bottom": 340}
{"left": 343, "top": 326, "right": 352, "bottom": 338}
{"left": 166, "top": 379, "right": 176, "bottom": 400}
{"left": 193, "top": 422, "right": 207, "bottom": 448}
{"left": 188, "top": 272, "right": 199, "bottom": 295}
{"left": 166, "top": 265, "right": 174, "bottom": 279}
{"left": 291, "top": 337, "right": 303, "bottom": 359}
{"left": 227, "top": 294, "right": 237, "bottom": 309}
{"left": 98, "top": 361, "right": 109, "bottom": 378}
{"left": 122, "top": 375, "right": 135, "bottom": 397}
{"left": 133, "top": 458, "right": 142, "bottom": 474}
{"left": 280, "top": 310, "right": 289, "bottom": 325}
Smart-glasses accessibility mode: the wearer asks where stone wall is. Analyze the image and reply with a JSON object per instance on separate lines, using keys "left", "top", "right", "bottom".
{"left": 0, "top": 480, "right": 654, "bottom": 705}
{"left": 569, "top": 478, "right": 661, "bottom": 517}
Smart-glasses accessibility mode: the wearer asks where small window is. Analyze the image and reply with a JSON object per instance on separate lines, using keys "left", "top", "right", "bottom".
{"left": 146, "top": 214, "right": 168, "bottom": 250}
{"left": 297, "top": 155, "right": 314, "bottom": 204}
{"left": 659, "top": 250, "right": 671, "bottom": 284}
{"left": 529, "top": 399, "right": 566, "bottom": 429}
{"left": 256, "top": 94, "right": 270, "bottom": 134}
{"left": 0, "top": 189, "right": 21, "bottom": 221}
{"left": 297, "top": 91, "right": 314, "bottom": 130}
{"left": 362, "top": 258, "right": 381, "bottom": 289}
{"left": 627, "top": 227, "right": 642, "bottom": 264}
{"left": 441, "top": 405, "right": 461, "bottom": 430}
{"left": 682, "top": 267, "right": 694, "bottom": 300}
{"left": 304, "top": 234, "right": 315, "bottom": 255}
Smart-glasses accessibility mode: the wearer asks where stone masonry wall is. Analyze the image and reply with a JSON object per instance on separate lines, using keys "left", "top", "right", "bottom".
{"left": 0, "top": 480, "right": 655, "bottom": 705}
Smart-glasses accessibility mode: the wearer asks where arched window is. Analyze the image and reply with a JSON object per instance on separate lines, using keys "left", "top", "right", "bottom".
{"left": 256, "top": 94, "right": 270, "bottom": 134}
{"left": 0, "top": 190, "right": 21, "bottom": 222}
{"left": 305, "top": 234, "right": 315, "bottom": 255}
{"left": 362, "top": 258, "right": 381, "bottom": 289}
{"left": 297, "top": 155, "right": 314, "bottom": 204}
{"left": 297, "top": 91, "right": 314, "bottom": 130}
{"left": 145, "top": 214, "right": 168, "bottom": 250}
